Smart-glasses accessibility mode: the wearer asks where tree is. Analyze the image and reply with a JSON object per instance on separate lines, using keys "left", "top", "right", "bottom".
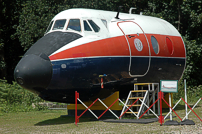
{"left": 180, "top": 0, "right": 202, "bottom": 43}
{"left": 143, "top": 0, "right": 202, "bottom": 87}
{"left": 16, "top": 0, "right": 70, "bottom": 50}
{"left": 0, "top": 0, "right": 7, "bottom": 79}
{"left": 0, "top": 0, "right": 24, "bottom": 82}
{"left": 16, "top": 0, "right": 150, "bottom": 50}
{"left": 182, "top": 37, "right": 202, "bottom": 86}
{"left": 144, "top": 0, "right": 202, "bottom": 43}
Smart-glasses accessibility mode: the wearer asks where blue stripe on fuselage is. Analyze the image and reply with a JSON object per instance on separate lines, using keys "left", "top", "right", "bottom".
{"left": 43, "top": 56, "right": 185, "bottom": 102}
{"left": 48, "top": 56, "right": 130, "bottom": 89}
{"left": 47, "top": 56, "right": 185, "bottom": 90}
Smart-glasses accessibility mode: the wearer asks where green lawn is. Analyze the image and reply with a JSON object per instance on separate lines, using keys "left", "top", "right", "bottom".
{"left": 0, "top": 103, "right": 202, "bottom": 134}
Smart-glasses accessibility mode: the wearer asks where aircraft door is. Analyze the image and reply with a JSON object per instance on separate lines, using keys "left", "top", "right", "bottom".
{"left": 118, "top": 21, "right": 150, "bottom": 77}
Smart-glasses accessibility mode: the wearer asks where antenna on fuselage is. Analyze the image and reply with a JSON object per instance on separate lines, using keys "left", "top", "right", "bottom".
{"left": 129, "top": 7, "right": 136, "bottom": 14}
{"left": 115, "top": 6, "right": 123, "bottom": 19}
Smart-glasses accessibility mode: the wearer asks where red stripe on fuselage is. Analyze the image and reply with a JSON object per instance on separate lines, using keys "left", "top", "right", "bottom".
{"left": 146, "top": 34, "right": 185, "bottom": 57}
{"left": 49, "top": 36, "right": 129, "bottom": 60}
{"left": 49, "top": 34, "right": 185, "bottom": 61}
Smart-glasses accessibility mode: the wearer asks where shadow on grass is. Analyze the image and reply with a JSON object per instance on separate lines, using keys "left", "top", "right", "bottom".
{"left": 35, "top": 103, "right": 201, "bottom": 126}
{"left": 34, "top": 116, "right": 94, "bottom": 126}
{"left": 122, "top": 103, "right": 201, "bottom": 120}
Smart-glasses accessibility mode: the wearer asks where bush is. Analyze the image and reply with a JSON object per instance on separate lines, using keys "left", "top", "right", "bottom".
{"left": 173, "top": 79, "right": 202, "bottom": 103}
{"left": 0, "top": 79, "right": 47, "bottom": 113}
{"left": 182, "top": 36, "right": 202, "bottom": 87}
{"left": 172, "top": 37, "right": 202, "bottom": 103}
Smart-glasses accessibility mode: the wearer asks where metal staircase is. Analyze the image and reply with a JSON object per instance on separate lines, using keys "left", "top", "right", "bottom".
{"left": 120, "top": 83, "right": 159, "bottom": 119}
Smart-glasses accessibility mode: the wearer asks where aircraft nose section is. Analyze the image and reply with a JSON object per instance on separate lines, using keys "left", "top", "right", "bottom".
{"left": 14, "top": 53, "right": 52, "bottom": 92}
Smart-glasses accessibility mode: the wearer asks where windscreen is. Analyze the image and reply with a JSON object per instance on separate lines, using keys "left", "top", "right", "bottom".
{"left": 52, "top": 19, "right": 66, "bottom": 30}
{"left": 83, "top": 20, "right": 92, "bottom": 31}
{"left": 88, "top": 20, "right": 100, "bottom": 32}
{"left": 66, "top": 19, "right": 81, "bottom": 32}
{"left": 25, "top": 32, "right": 82, "bottom": 57}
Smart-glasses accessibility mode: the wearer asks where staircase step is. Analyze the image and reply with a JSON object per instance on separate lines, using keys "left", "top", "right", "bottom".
{"left": 129, "top": 97, "right": 144, "bottom": 99}
{"left": 134, "top": 83, "right": 152, "bottom": 85}
{"left": 131, "top": 90, "right": 147, "bottom": 92}
{"left": 126, "top": 104, "right": 141, "bottom": 107}
{"left": 126, "top": 112, "right": 138, "bottom": 114}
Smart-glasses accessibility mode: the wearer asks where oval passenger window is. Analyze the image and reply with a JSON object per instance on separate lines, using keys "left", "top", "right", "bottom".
{"left": 151, "top": 36, "right": 159, "bottom": 54}
{"left": 166, "top": 37, "right": 173, "bottom": 55}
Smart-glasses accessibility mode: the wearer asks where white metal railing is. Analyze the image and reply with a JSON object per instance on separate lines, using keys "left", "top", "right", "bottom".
{"left": 137, "top": 91, "right": 148, "bottom": 117}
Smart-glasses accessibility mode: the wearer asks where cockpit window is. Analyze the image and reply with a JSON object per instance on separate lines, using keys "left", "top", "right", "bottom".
{"left": 83, "top": 20, "right": 92, "bottom": 31}
{"left": 101, "top": 19, "right": 107, "bottom": 28}
{"left": 67, "top": 19, "right": 81, "bottom": 32}
{"left": 88, "top": 20, "right": 100, "bottom": 32}
{"left": 46, "top": 21, "right": 54, "bottom": 33}
{"left": 52, "top": 19, "right": 66, "bottom": 30}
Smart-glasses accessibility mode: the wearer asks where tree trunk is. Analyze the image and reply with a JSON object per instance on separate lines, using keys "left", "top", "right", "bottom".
{"left": 177, "top": 0, "right": 182, "bottom": 32}
{"left": 0, "top": 1, "right": 7, "bottom": 79}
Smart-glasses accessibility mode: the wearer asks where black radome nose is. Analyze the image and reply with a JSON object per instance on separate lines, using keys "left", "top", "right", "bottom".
{"left": 14, "top": 54, "right": 52, "bottom": 92}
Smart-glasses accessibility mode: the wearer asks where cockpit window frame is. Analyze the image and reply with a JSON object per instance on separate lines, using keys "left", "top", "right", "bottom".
{"left": 83, "top": 20, "right": 93, "bottom": 31}
{"left": 45, "top": 20, "right": 54, "bottom": 33}
{"left": 101, "top": 19, "right": 107, "bottom": 28}
{"left": 66, "top": 18, "right": 82, "bottom": 32}
{"left": 87, "top": 20, "right": 100, "bottom": 33}
{"left": 52, "top": 19, "right": 67, "bottom": 31}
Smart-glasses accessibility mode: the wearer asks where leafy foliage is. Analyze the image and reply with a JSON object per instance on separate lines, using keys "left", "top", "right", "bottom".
{"left": 182, "top": 37, "right": 202, "bottom": 86}
{"left": 0, "top": 0, "right": 24, "bottom": 81}
{"left": 0, "top": 79, "right": 47, "bottom": 113}
{"left": 16, "top": 0, "right": 70, "bottom": 50}
{"left": 181, "top": 0, "right": 202, "bottom": 43}
{"left": 143, "top": 0, "right": 202, "bottom": 43}
{"left": 15, "top": 0, "right": 150, "bottom": 50}
{"left": 174, "top": 79, "right": 202, "bottom": 102}
{"left": 143, "top": 1, "right": 202, "bottom": 88}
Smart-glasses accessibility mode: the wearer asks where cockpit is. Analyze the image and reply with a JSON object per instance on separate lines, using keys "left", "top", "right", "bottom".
{"left": 45, "top": 18, "right": 105, "bottom": 34}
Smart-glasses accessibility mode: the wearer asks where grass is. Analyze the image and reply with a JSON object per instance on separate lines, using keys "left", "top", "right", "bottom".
{"left": 0, "top": 103, "right": 202, "bottom": 134}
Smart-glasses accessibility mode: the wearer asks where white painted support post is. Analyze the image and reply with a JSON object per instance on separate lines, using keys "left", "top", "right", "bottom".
{"left": 120, "top": 91, "right": 132, "bottom": 119}
{"left": 138, "top": 91, "right": 148, "bottom": 118}
{"left": 184, "top": 79, "right": 188, "bottom": 119}
{"left": 152, "top": 83, "right": 154, "bottom": 91}
{"left": 158, "top": 84, "right": 160, "bottom": 115}
{"left": 148, "top": 84, "right": 150, "bottom": 91}
{"left": 152, "top": 83, "right": 155, "bottom": 113}
{"left": 135, "top": 84, "right": 138, "bottom": 90}
{"left": 169, "top": 93, "right": 172, "bottom": 120}
{"left": 147, "top": 87, "right": 150, "bottom": 115}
